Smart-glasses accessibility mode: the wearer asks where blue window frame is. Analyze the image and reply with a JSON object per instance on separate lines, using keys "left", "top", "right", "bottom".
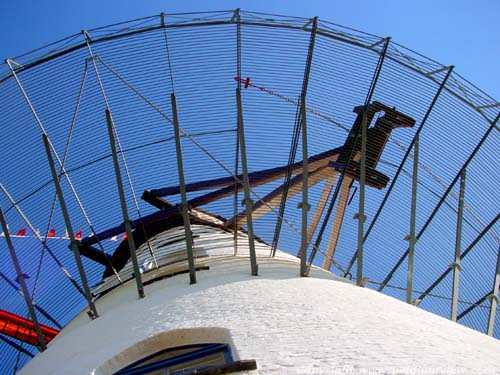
{"left": 113, "top": 343, "right": 234, "bottom": 375}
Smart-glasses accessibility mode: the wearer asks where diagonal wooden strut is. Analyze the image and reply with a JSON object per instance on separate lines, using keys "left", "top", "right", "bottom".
{"left": 225, "top": 163, "right": 339, "bottom": 229}
{"left": 322, "top": 177, "right": 353, "bottom": 270}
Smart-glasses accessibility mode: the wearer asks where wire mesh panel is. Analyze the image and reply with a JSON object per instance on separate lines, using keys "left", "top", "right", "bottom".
{"left": 0, "top": 10, "right": 498, "bottom": 374}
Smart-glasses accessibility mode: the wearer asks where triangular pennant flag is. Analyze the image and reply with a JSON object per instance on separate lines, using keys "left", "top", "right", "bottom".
{"left": 110, "top": 236, "right": 118, "bottom": 241}
{"left": 16, "top": 228, "right": 27, "bottom": 236}
{"left": 121, "top": 233, "right": 127, "bottom": 241}
{"left": 63, "top": 230, "right": 69, "bottom": 239}
{"left": 47, "top": 229, "right": 56, "bottom": 238}
{"left": 75, "top": 229, "right": 83, "bottom": 240}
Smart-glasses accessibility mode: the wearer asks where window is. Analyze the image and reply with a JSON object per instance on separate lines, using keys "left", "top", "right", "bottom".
{"left": 96, "top": 328, "right": 256, "bottom": 375}
{"left": 113, "top": 343, "right": 233, "bottom": 375}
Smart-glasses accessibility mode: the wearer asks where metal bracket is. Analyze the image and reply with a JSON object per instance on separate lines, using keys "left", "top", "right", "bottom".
{"left": 476, "top": 103, "right": 500, "bottom": 110}
{"left": 353, "top": 213, "right": 366, "bottom": 223}
{"left": 425, "top": 65, "right": 451, "bottom": 77}
{"left": 230, "top": 8, "right": 240, "bottom": 23}
{"left": 81, "top": 30, "right": 92, "bottom": 43}
{"left": 5, "top": 59, "right": 23, "bottom": 69}
{"left": 302, "top": 17, "right": 315, "bottom": 30}
{"left": 449, "top": 262, "right": 462, "bottom": 271}
{"left": 86, "top": 310, "right": 97, "bottom": 320}
{"left": 486, "top": 293, "right": 499, "bottom": 303}
{"left": 368, "top": 38, "right": 387, "bottom": 49}
{"left": 122, "top": 220, "right": 136, "bottom": 231}
{"left": 178, "top": 203, "right": 192, "bottom": 212}
{"left": 241, "top": 197, "right": 254, "bottom": 207}
{"left": 359, "top": 277, "right": 369, "bottom": 287}
{"left": 14, "top": 273, "right": 29, "bottom": 284}
{"left": 297, "top": 202, "right": 311, "bottom": 210}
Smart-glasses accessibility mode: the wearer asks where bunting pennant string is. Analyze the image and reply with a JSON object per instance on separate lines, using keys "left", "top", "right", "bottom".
{"left": 0, "top": 228, "right": 119, "bottom": 241}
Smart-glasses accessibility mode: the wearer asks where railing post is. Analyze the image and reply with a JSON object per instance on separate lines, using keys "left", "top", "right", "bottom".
{"left": 236, "top": 88, "right": 258, "bottom": 276}
{"left": 451, "top": 169, "right": 466, "bottom": 320}
{"left": 356, "top": 110, "right": 367, "bottom": 286}
{"left": 0, "top": 207, "right": 47, "bottom": 350}
{"left": 105, "top": 110, "right": 145, "bottom": 298}
{"left": 42, "top": 134, "right": 99, "bottom": 317}
{"left": 171, "top": 93, "right": 197, "bottom": 284}
{"left": 406, "top": 134, "right": 419, "bottom": 303}
{"left": 299, "top": 96, "right": 309, "bottom": 277}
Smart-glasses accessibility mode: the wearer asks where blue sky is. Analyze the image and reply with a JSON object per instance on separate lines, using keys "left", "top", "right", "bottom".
{"left": 0, "top": 2, "right": 499, "bottom": 371}
{"left": 1, "top": 0, "right": 499, "bottom": 101}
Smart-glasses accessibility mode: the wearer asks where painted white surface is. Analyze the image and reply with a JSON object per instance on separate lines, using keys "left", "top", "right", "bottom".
{"left": 19, "top": 227, "right": 500, "bottom": 375}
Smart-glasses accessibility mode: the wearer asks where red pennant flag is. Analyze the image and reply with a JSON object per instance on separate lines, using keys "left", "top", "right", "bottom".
{"left": 16, "top": 228, "right": 27, "bottom": 236}
{"left": 121, "top": 233, "right": 127, "bottom": 241}
{"left": 47, "top": 229, "right": 56, "bottom": 238}
{"left": 75, "top": 229, "right": 83, "bottom": 240}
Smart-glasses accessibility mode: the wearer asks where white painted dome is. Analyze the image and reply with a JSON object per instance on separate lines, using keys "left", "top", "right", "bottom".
{"left": 18, "top": 224, "right": 500, "bottom": 375}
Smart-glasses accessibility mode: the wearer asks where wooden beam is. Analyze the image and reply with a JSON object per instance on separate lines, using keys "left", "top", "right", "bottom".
{"left": 322, "top": 177, "right": 353, "bottom": 270}
{"left": 298, "top": 171, "right": 338, "bottom": 258}
{"left": 225, "top": 159, "right": 338, "bottom": 228}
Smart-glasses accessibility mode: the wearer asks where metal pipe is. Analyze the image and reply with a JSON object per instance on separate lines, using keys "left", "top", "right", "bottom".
{"left": 300, "top": 96, "right": 309, "bottom": 277}
{"left": 356, "top": 110, "right": 367, "bottom": 286}
{"left": 344, "top": 66, "right": 454, "bottom": 277}
{"left": 42, "top": 134, "right": 99, "bottom": 317}
{"left": 236, "top": 88, "right": 258, "bottom": 276}
{"left": 451, "top": 169, "right": 466, "bottom": 320}
{"left": 378, "top": 111, "right": 500, "bottom": 292}
{"left": 171, "top": 93, "right": 197, "bottom": 284}
{"left": 0, "top": 208, "right": 47, "bottom": 350}
{"left": 407, "top": 135, "right": 419, "bottom": 303}
{"left": 105, "top": 110, "right": 145, "bottom": 298}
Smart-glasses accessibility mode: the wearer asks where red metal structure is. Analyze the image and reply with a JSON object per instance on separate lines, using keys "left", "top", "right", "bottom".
{"left": 0, "top": 309, "right": 59, "bottom": 346}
